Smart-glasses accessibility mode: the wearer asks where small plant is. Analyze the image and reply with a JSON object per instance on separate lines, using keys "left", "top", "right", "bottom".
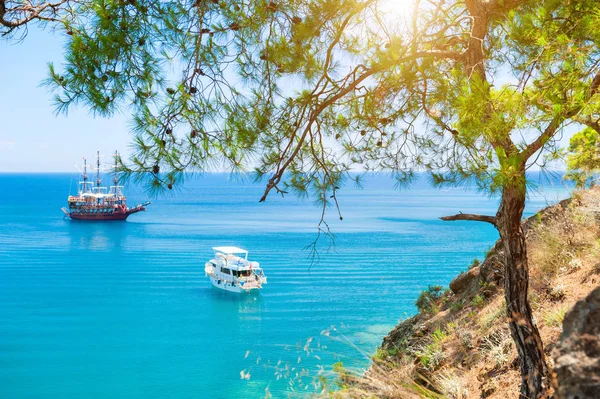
{"left": 469, "top": 258, "right": 481, "bottom": 270}
{"left": 535, "top": 212, "right": 543, "bottom": 223}
{"left": 372, "top": 348, "right": 388, "bottom": 361}
{"left": 436, "top": 371, "right": 469, "bottom": 399}
{"left": 479, "top": 304, "right": 506, "bottom": 331}
{"left": 416, "top": 343, "right": 446, "bottom": 371}
{"left": 457, "top": 329, "right": 474, "bottom": 350}
{"left": 431, "top": 327, "right": 447, "bottom": 343}
{"left": 415, "top": 328, "right": 447, "bottom": 371}
{"left": 449, "top": 300, "right": 464, "bottom": 313}
{"left": 481, "top": 329, "right": 512, "bottom": 368}
{"left": 565, "top": 257, "right": 583, "bottom": 273}
{"left": 446, "top": 321, "right": 457, "bottom": 333}
{"left": 472, "top": 294, "right": 486, "bottom": 309}
{"left": 416, "top": 285, "right": 444, "bottom": 314}
{"left": 544, "top": 307, "right": 567, "bottom": 327}
{"left": 332, "top": 361, "right": 345, "bottom": 373}
{"left": 331, "top": 361, "right": 353, "bottom": 388}
{"left": 547, "top": 281, "right": 566, "bottom": 301}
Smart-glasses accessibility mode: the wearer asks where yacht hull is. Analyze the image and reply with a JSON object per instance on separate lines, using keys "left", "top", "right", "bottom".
{"left": 208, "top": 275, "right": 260, "bottom": 293}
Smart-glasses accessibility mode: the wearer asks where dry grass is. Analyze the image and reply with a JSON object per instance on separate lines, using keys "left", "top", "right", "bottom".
{"left": 480, "top": 329, "right": 512, "bottom": 368}
{"left": 529, "top": 189, "right": 599, "bottom": 284}
{"left": 342, "top": 187, "right": 600, "bottom": 399}
{"left": 435, "top": 371, "right": 469, "bottom": 399}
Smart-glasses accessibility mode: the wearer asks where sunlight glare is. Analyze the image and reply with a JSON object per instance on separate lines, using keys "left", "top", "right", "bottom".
{"left": 381, "top": 0, "right": 415, "bottom": 18}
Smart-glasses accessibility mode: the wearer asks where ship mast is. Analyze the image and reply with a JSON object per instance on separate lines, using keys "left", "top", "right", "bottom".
{"left": 113, "top": 151, "right": 119, "bottom": 194}
{"left": 82, "top": 157, "right": 88, "bottom": 193}
{"left": 113, "top": 151, "right": 119, "bottom": 198}
{"left": 96, "top": 150, "right": 101, "bottom": 188}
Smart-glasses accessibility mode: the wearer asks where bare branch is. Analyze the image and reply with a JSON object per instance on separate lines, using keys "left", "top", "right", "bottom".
{"left": 440, "top": 212, "right": 497, "bottom": 225}
{"left": 0, "top": 0, "right": 67, "bottom": 29}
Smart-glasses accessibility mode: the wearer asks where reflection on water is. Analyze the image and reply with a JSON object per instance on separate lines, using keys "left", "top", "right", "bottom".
{"left": 206, "top": 288, "right": 265, "bottom": 314}
{"left": 66, "top": 219, "right": 128, "bottom": 251}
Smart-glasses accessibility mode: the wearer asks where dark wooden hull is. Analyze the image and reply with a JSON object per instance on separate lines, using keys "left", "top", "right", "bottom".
{"left": 63, "top": 205, "right": 146, "bottom": 221}
{"left": 69, "top": 212, "right": 130, "bottom": 221}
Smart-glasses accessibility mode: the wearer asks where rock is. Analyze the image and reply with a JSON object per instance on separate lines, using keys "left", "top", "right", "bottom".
{"left": 553, "top": 287, "right": 600, "bottom": 398}
{"left": 382, "top": 314, "right": 423, "bottom": 350}
{"left": 479, "top": 250, "right": 504, "bottom": 284}
{"left": 450, "top": 267, "right": 480, "bottom": 295}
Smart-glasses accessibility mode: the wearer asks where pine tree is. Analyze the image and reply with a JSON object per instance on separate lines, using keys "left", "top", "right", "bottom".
{"left": 7, "top": 0, "right": 600, "bottom": 397}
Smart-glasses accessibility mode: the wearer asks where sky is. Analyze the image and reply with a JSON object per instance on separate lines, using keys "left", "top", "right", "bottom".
{"left": 0, "top": 28, "right": 131, "bottom": 172}
{"left": 0, "top": 14, "right": 576, "bottom": 173}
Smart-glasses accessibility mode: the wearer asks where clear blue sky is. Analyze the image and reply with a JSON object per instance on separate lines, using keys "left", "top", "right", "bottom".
{"left": 0, "top": 27, "right": 131, "bottom": 172}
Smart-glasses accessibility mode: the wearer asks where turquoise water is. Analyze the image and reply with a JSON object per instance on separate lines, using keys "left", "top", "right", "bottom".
{"left": 0, "top": 173, "right": 570, "bottom": 398}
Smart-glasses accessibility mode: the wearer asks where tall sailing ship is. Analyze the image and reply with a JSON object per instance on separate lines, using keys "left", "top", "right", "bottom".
{"left": 61, "top": 151, "right": 150, "bottom": 221}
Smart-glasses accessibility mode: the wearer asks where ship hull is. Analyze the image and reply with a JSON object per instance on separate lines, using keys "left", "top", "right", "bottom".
{"left": 69, "top": 212, "right": 130, "bottom": 221}
{"left": 62, "top": 205, "right": 147, "bottom": 221}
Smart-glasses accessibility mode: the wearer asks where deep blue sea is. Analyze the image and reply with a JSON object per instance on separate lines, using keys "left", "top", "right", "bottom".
{"left": 0, "top": 173, "right": 570, "bottom": 398}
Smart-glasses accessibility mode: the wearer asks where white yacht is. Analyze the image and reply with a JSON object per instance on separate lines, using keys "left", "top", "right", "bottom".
{"left": 204, "top": 246, "right": 267, "bottom": 293}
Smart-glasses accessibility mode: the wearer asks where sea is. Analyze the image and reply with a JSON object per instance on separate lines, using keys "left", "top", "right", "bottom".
{"left": 0, "top": 172, "right": 571, "bottom": 398}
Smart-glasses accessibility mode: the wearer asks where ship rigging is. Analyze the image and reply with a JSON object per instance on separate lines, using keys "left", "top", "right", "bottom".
{"left": 61, "top": 151, "right": 150, "bottom": 221}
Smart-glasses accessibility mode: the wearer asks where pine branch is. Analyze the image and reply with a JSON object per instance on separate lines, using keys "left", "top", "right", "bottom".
{"left": 522, "top": 71, "right": 600, "bottom": 160}
{"left": 259, "top": 49, "right": 461, "bottom": 203}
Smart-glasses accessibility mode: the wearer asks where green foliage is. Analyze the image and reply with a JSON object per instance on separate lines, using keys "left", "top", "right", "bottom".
{"left": 416, "top": 285, "right": 444, "bottom": 314}
{"left": 8, "top": 0, "right": 593, "bottom": 207}
{"left": 469, "top": 258, "right": 481, "bottom": 270}
{"left": 372, "top": 348, "right": 387, "bottom": 361}
{"left": 472, "top": 294, "right": 486, "bottom": 309}
{"left": 332, "top": 360, "right": 351, "bottom": 388}
{"left": 431, "top": 328, "right": 447, "bottom": 344}
{"left": 544, "top": 307, "right": 567, "bottom": 327}
{"left": 449, "top": 300, "right": 464, "bottom": 313}
{"left": 416, "top": 328, "right": 447, "bottom": 371}
{"left": 566, "top": 127, "right": 600, "bottom": 187}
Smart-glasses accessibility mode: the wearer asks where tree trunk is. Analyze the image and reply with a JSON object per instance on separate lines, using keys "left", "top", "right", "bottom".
{"left": 496, "top": 184, "right": 548, "bottom": 398}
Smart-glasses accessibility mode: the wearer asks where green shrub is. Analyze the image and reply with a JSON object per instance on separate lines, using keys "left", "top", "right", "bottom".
{"left": 416, "top": 329, "right": 447, "bottom": 371}
{"left": 449, "top": 300, "right": 464, "bottom": 313}
{"left": 431, "top": 327, "right": 447, "bottom": 343}
{"left": 469, "top": 258, "right": 481, "bottom": 270}
{"left": 472, "top": 294, "right": 485, "bottom": 309}
{"left": 416, "top": 285, "right": 444, "bottom": 313}
{"left": 544, "top": 307, "right": 567, "bottom": 327}
{"left": 372, "top": 348, "right": 387, "bottom": 361}
{"left": 333, "top": 361, "right": 345, "bottom": 373}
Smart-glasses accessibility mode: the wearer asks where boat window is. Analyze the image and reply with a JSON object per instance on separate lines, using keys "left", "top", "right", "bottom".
{"left": 221, "top": 268, "right": 231, "bottom": 275}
